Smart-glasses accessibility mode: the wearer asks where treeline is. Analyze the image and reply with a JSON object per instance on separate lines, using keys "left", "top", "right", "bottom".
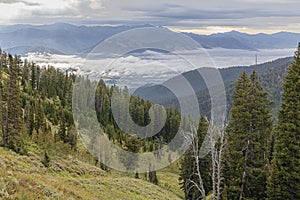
{"left": 179, "top": 45, "right": 300, "bottom": 199}
{"left": 0, "top": 48, "right": 185, "bottom": 183}
{"left": 93, "top": 80, "right": 183, "bottom": 152}
{"left": 0, "top": 49, "right": 77, "bottom": 154}
{"left": 0, "top": 44, "right": 298, "bottom": 197}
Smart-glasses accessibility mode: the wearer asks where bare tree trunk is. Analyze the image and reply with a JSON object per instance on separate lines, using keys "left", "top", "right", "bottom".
{"left": 216, "top": 129, "right": 225, "bottom": 200}
{"left": 182, "top": 122, "right": 226, "bottom": 200}
{"left": 209, "top": 125, "right": 216, "bottom": 200}
{"left": 216, "top": 126, "right": 226, "bottom": 200}
{"left": 183, "top": 125, "right": 206, "bottom": 200}
{"left": 209, "top": 124, "right": 226, "bottom": 200}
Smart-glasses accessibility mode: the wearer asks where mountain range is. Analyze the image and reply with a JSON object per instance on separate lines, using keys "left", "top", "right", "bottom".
{"left": 0, "top": 23, "right": 299, "bottom": 55}
{"left": 134, "top": 56, "right": 293, "bottom": 118}
{"left": 184, "top": 31, "right": 300, "bottom": 50}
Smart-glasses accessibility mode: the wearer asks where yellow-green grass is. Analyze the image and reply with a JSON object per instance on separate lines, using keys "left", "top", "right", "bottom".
{"left": 0, "top": 147, "right": 183, "bottom": 199}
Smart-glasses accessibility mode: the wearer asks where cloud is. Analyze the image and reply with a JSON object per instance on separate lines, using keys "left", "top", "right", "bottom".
{"left": 22, "top": 48, "right": 295, "bottom": 88}
{"left": 1, "top": 0, "right": 300, "bottom": 34}
{"left": 121, "top": 1, "right": 300, "bottom": 22}
{"left": 0, "top": 0, "right": 40, "bottom": 6}
{"left": 26, "top": 0, "right": 106, "bottom": 20}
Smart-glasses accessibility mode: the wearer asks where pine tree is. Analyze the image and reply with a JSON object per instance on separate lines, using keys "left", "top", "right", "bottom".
{"left": 120, "top": 135, "right": 142, "bottom": 171}
{"left": 35, "top": 99, "right": 46, "bottom": 133}
{"left": 0, "top": 49, "right": 4, "bottom": 146}
{"left": 42, "top": 151, "right": 51, "bottom": 168}
{"left": 1, "top": 52, "right": 8, "bottom": 146}
{"left": 30, "top": 63, "right": 36, "bottom": 92}
{"left": 21, "top": 59, "right": 29, "bottom": 92}
{"left": 267, "top": 43, "right": 300, "bottom": 200}
{"left": 58, "top": 117, "right": 67, "bottom": 143}
{"left": 24, "top": 101, "right": 35, "bottom": 136}
{"left": 149, "top": 170, "right": 159, "bottom": 185}
{"left": 224, "top": 71, "right": 273, "bottom": 199}
{"left": 6, "top": 55, "right": 24, "bottom": 153}
{"left": 0, "top": 50, "right": 7, "bottom": 147}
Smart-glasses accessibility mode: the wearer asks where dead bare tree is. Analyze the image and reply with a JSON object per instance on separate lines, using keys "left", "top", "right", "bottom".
{"left": 182, "top": 121, "right": 227, "bottom": 200}
{"left": 182, "top": 125, "right": 207, "bottom": 200}
{"left": 208, "top": 124, "right": 227, "bottom": 200}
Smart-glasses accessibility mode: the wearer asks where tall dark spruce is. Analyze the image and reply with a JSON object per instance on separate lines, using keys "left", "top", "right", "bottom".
{"left": 267, "top": 43, "right": 300, "bottom": 200}
{"left": 6, "top": 55, "right": 24, "bottom": 153}
{"left": 224, "top": 71, "right": 273, "bottom": 199}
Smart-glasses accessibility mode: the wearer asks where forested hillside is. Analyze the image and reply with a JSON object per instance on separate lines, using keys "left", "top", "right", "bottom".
{"left": 135, "top": 57, "right": 293, "bottom": 118}
{"left": 0, "top": 49, "right": 186, "bottom": 199}
{"left": 0, "top": 49, "right": 76, "bottom": 154}
{"left": 0, "top": 45, "right": 299, "bottom": 200}
{"left": 178, "top": 44, "right": 300, "bottom": 199}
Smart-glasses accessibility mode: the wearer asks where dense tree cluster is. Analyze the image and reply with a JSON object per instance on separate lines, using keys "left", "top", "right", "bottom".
{"left": 224, "top": 71, "right": 273, "bottom": 200}
{"left": 0, "top": 42, "right": 299, "bottom": 198}
{"left": 267, "top": 43, "right": 300, "bottom": 200}
{"left": 179, "top": 45, "right": 300, "bottom": 200}
{"left": 93, "top": 80, "right": 182, "bottom": 153}
{"left": 0, "top": 49, "right": 76, "bottom": 154}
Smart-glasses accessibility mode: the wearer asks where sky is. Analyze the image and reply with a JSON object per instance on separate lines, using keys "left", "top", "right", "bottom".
{"left": 0, "top": 0, "right": 300, "bottom": 34}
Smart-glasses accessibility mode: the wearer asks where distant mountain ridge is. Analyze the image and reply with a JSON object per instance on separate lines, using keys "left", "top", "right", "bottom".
{"left": 0, "top": 23, "right": 299, "bottom": 55}
{"left": 6, "top": 46, "right": 65, "bottom": 55}
{"left": 134, "top": 57, "right": 293, "bottom": 117}
{"left": 184, "top": 31, "right": 300, "bottom": 50}
{"left": 0, "top": 23, "right": 137, "bottom": 55}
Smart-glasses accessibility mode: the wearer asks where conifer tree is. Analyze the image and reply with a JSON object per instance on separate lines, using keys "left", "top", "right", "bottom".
{"left": 0, "top": 50, "right": 6, "bottom": 146}
{"left": 0, "top": 49, "right": 4, "bottom": 145}
{"left": 224, "top": 71, "right": 273, "bottom": 199}
{"left": 42, "top": 151, "right": 51, "bottom": 168}
{"left": 6, "top": 55, "right": 24, "bottom": 152}
{"left": 121, "top": 135, "right": 142, "bottom": 171}
{"left": 30, "top": 63, "right": 36, "bottom": 92}
{"left": 148, "top": 169, "right": 159, "bottom": 185}
{"left": 35, "top": 99, "right": 46, "bottom": 133}
{"left": 27, "top": 102, "right": 35, "bottom": 136}
{"left": 267, "top": 43, "right": 300, "bottom": 200}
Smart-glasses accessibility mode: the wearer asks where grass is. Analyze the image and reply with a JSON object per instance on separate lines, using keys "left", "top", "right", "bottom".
{"left": 0, "top": 147, "right": 184, "bottom": 199}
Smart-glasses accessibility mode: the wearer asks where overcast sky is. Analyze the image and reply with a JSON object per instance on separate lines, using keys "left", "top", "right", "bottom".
{"left": 0, "top": 0, "right": 300, "bottom": 34}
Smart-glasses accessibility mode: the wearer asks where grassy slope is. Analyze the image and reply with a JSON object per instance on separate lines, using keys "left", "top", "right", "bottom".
{"left": 0, "top": 147, "right": 183, "bottom": 200}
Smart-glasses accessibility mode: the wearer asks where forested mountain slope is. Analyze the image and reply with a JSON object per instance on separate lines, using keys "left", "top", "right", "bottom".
{"left": 0, "top": 49, "right": 184, "bottom": 199}
{"left": 134, "top": 57, "right": 293, "bottom": 118}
